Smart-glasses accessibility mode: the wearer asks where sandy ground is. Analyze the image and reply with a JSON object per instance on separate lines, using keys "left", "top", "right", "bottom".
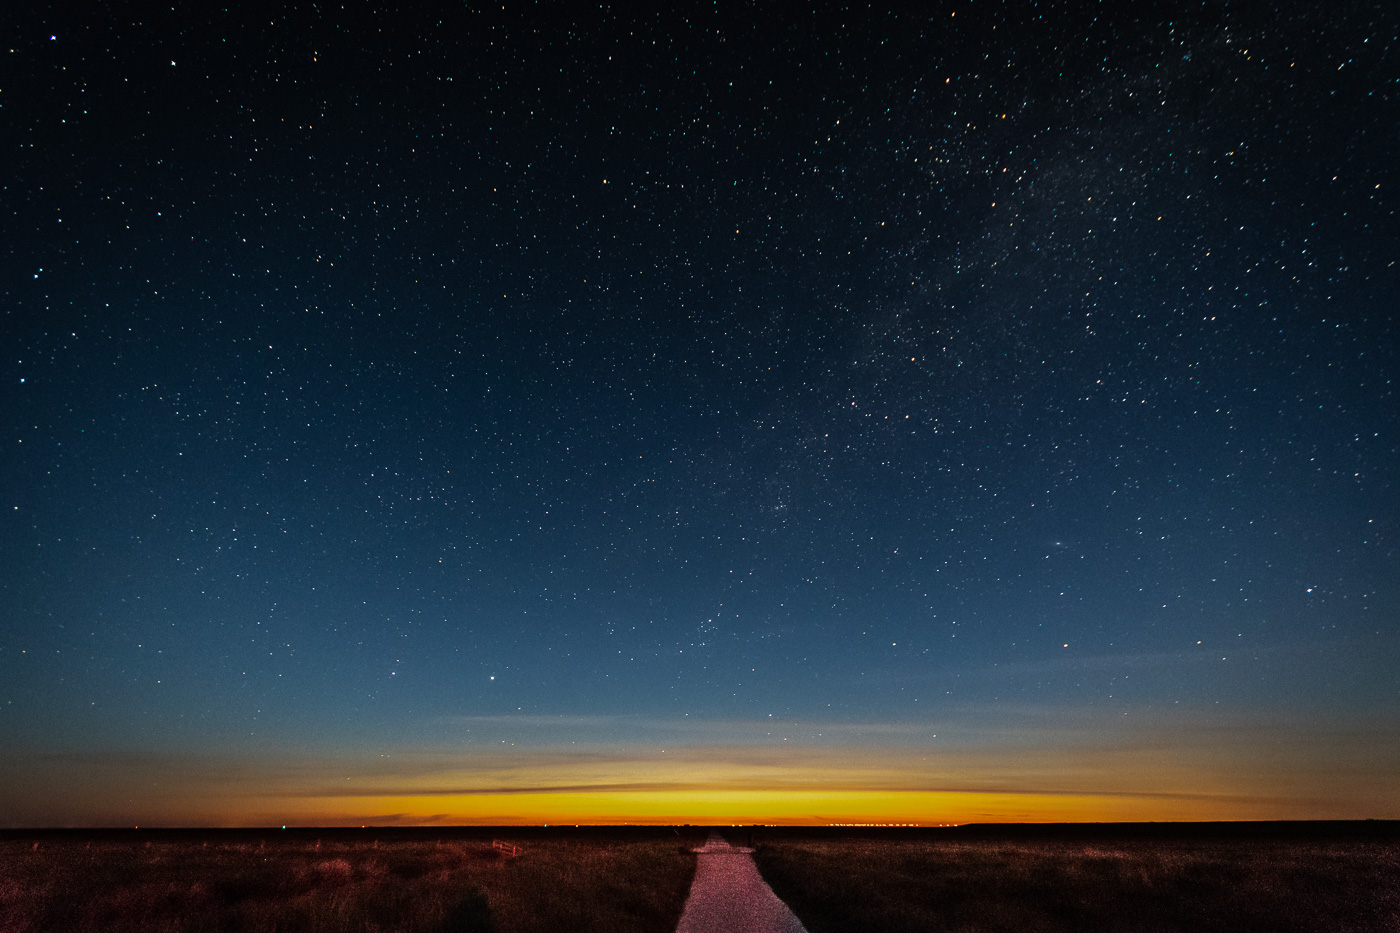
{"left": 674, "top": 832, "right": 809, "bottom": 933}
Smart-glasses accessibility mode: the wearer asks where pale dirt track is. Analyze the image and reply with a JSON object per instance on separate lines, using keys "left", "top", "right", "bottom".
{"left": 674, "top": 832, "right": 809, "bottom": 933}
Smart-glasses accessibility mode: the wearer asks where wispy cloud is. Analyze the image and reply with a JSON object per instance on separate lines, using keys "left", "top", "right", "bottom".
{"left": 5, "top": 702, "right": 1396, "bottom": 826}
{"left": 287, "top": 778, "right": 1305, "bottom": 804}
{"left": 436, "top": 713, "right": 938, "bottom": 735}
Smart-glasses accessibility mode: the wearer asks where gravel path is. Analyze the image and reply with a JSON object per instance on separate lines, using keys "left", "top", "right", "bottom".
{"left": 675, "top": 831, "right": 809, "bottom": 933}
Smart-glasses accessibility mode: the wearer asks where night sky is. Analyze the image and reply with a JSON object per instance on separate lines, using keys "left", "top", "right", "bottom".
{"left": 3, "top": 3, "right": 1397, "bottom": 827}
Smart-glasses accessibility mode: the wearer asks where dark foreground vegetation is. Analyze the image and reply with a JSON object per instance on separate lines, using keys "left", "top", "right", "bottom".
{"left": 0, "top": 827, "right": 704, "bottom": 933}
{"left": 4, "top": 822, "right": 1396, "bottom": 932}
{"left": 749, "top": 822, "right": 1400, "bottom": 933}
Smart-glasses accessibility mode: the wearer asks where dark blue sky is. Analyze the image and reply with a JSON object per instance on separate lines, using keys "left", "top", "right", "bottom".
{"left": 2, "top": 2, "right": 1396, "bottom": 826}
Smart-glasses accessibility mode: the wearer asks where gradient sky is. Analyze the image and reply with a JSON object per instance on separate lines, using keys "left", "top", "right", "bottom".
{"left": 2, "top": 3, "right": 1397, "bottom": 827}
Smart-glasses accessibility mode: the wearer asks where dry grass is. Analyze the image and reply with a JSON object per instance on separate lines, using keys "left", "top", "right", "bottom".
{"left": 0, "top": 828, "right": 704, "bottom": 933}
{"left": 9, "top": 824, "right": 1396, "bottom": 932}
{"left": 751, "top": 826, "right": 1400, "bottom": 933}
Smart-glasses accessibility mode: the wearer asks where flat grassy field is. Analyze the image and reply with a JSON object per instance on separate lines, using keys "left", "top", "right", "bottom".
{"left": 5, "top": 823, "right": 1397, "bottom": 932}
{"left": 0, "top": 827, "right": 705, "bottom": 933}
{"left": 749, "top": 823, "right": 1400, "bottom": 933}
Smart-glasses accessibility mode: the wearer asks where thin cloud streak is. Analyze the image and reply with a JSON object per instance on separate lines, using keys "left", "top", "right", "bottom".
{"left": 5, "top": 700, "right": 1396, "bottom": 826}
{"left": 437, "top": 713, "right": 938, "bottom": 736}
{"left": 286, "top": 779, "right": 1302, "bottom": 804}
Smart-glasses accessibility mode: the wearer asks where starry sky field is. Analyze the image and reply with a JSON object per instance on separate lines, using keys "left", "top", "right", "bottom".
{"left": 3, "top": 3, "right": 1397, "bottom": 827}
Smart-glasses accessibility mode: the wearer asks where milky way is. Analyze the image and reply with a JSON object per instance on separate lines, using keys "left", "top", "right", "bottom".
{"left": 2, "top": 3, "right": 1396, "bottom": 826}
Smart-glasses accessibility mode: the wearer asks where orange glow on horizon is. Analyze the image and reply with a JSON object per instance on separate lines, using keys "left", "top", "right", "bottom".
{"left": 132, "top": 776, "right": 1371, "bottom": 828}
{"left": 6, "top": 711, "right": 1396, "bottom": 827}
{"left": 269, "top": 787, "right": 1262, "bottom": 827}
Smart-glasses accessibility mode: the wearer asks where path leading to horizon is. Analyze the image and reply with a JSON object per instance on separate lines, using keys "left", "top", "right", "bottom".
{"left": 674, "top": 831, "right": 809, "bottom": 933}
